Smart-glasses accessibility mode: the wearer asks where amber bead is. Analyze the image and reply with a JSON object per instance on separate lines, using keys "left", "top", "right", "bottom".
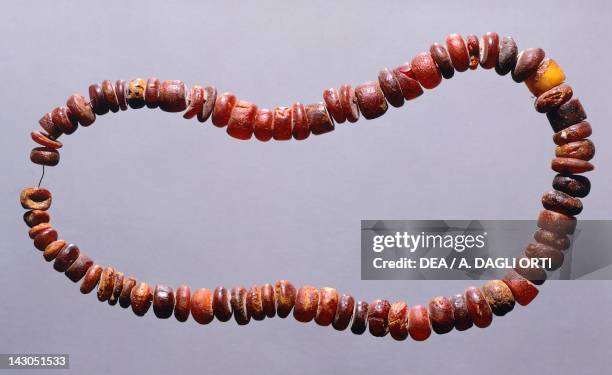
{"left": 119, "top": 276, "right": 137, "bottom": 308}
{"left": 502, "top": 270, "right": 539, "bottom": 306}
{"left": 31, "top": 131, "right": 62, "bottom": 149}
{"left": 466, "top": 35, "right": 480, "bottom": 70}
{"left": 542, "top": 190, "right": 583, "bottom": 216}
{"left": 514, "top": 256, "right": 547, "bottom": 285}
{"left": 275, "top": 280, "right": 297, "bottom": 318}
{"left": 174, "top": 285, "right": 191, "bottom": 322}
{"left": 367, "top": 299, "right": 390, "bottom": 337}
{"left": 115, "top": 80, "right": 128, "bottom": 111}
{"left": 478, "top": 32, "right": 499, "bottom": 69}
{"left": 338, "top": 84, "right": 359, "bottom": 123}
{"left": 534, "top": 229, "right": 570, "bottom": 251}
{"left": 131, "top": 282, "right": 153, "bottom": 316}
{"left": 126, "top": 79, "right": 147, "bottom": 109}
{"left": 246, "top": 286, "right": 265, "bottom": 321}
{"left": 350, "top": 300, "right": 369, "bottom": 335}
{"left": 305, "top": 103, "right": 334, "bottom": 135}
{"left": 323, "top": 88, "right": 346, "bottom": 123}
{"left": 230, "top": 287, "right": 250, "bottom": 325}
{"left": 212, "top": 92, "right": 237, "bottom": 127}
{"left": 525, "top": 59, "right": 565, "bottom": 96}
{"left": 393, "top": 64, "right": 424, "bottom": 100}
{"left": 30, "top": 147, "right": 59, "bottom": 167}
{"left": 355, "top": 81, "right": 388, "bottom": 119}
{"left": 408, "top": 305, "right": 432, "bottom": 341}
{"left": 481, "top": 280, "right": 515, "bottom": 316}
{"left": 428, "top": 296, "right": 454, "bottom": 334}
{"left": 538, "top": 209, "right": 577, "bottom": 235}
{"left": 158, "top": 80, "right": 187, "bottom": 112}
{"left": 253, "top": 108, "right": 274, "bottom": 142}
{"left": 34, "top": 227, "right": 58, "bottom": 251}
{"left": 388, "top": 301, "right": 409, "bottom": 341}
{"left": 51, "top": 106, "right": 77, "bottom": 135}
{"left": 272, "top": 106, "right": 292, "bottom": 140}
{"left": 101, "top": 80, "right": 119, "bottom": 113}
{"left": 89, "top": 84, "right": 109, "bottom": 115}
{"left": 556, "top": 140, "right": 595, "bottom": 161}
{"left": 291, "top": 102, "right": 310, "bottom": 140}
{"left": 294, "top": 285, "right": 319, "bottom": 323}
{"left": 464, "top": 287, "right": 492, "bottom": 328}
{"left": 212, "top": 286, "right": 233, "bottom": 322}
{"left": 80, "top": 264, "right": 103, "bottom": 294}
{"left": 145, "top": 78, "right": 160, "bottom": 109}
{"left": 553, "top": 174, "right": 590, "bottom": 198}
{"left": 430, "top": 43, "right": 454, "bottom": 79}
{"left": 38, "top": 112, "right": 62, "bottom": 139}
{"left": 445, "top": 34, "right": 469, "bottom": 72}
{"left": 29, "top": 222, "right": 51, "bottom": 239}
{"left": 23, "top": 209, "right": 50, "bottom": 228}
{"left": 378, "top": 68, "right": 405, "bottom": 106}
{"left": 191, "top": 288, "right": 214, "bottom": 324}
{"left": 315, "top": 287, "right": 338, "bottom": 326}
{"left": 43, "top": 240, "right": 66, "bottom": 261}
{"left": 411, "top": 52, "right": 442, "bottom": 89}
{"left": 64, "top": 253, "right": 93, "bottom": 282}
{"left": 450, "top": 294, "right": 473, "bottom": 331}
{"left": 261, "top": 283, "right": 276, "bottom": 318}
{"left": 97, "top": 267, "right": 115, "bottom": 302}
{"left": 227, "top": 101, "right": 257, "bottom": 140}
{"left": 495, "top": 36, "right": 518, "bottom": 76}
{"left": 535, "top": 84, "right": 573, "bottom": 113}
{"left": 525, "top": 243, "right": 564, "bottom": 271}
{"left": 108, "top": 271, "right": 124, "bottom": 306}
{"left": 512, "top": 48, "right": 545, "bottom": 83}
{"left": 66, "top": 94, "right": 95, "bottom": 126}
{"left": 551, "top": 157, "right": 593, "bottom": 174}
{"left": 553, "top": 121, "right": 591, "bottom": 146}
{"left": 332, "top": 293, "right": 354, "bottom": 331}
{"left": 20, "top": 187, "right": 51, "bottom": 210}
{"left": 183, "top": 85, "right": 205, "bottom": 119}
{"left": 198, "top": 86, "right": 217, "bottom": 123}
{"left": 153, "top": 285, "right": 175, "bottom": 319}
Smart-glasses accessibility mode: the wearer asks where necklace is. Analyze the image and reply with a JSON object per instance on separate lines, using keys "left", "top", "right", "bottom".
{"left": 21, "top": 31, "right": 594, "bottom": 341}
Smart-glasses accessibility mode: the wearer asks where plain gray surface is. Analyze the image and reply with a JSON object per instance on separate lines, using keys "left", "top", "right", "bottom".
{"left": 1, "top": 0, "right": 611, "bottom": 374}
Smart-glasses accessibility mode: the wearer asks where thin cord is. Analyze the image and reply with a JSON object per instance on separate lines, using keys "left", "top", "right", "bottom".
{"left": 37, "top": 165, "right": 45, "bottom": 187}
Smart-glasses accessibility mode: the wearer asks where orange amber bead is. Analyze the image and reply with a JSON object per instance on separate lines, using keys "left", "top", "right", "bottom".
{"left": 525, "top": 59, "right": 565, "bottom": 96}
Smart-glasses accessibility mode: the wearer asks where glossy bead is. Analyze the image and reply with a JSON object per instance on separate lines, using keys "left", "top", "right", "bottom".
{"left": 183, "top": 85, "right": 205, "bottom": 119}
{"left": 525, "top": 243, "right": 564, "bottom": 270}
{"left": 291, "top": 102, "right": 309, "bottom": 140}
{"left": 534, "top": 229, "right": 570, "bottom": 251}
{"left": 51, "top": 106, "right": 77, "bottom": 134}
{"left": 126, "top": 79, "right": 147, "bottom": 109}
{"left": 53, "top": 244, "right": 80, "bottom": 273}
{"left": 556, "top": 140, "right": 595, "bottom": 161}
{"left": 108, "top": 271, "right": 124, "bottom": 306}
{"left": 428, "top": 296, "right": 454, "bottom": 334}
{"left": 34, "top": 227, "right": 57, "bottom": 251}
{"left": 158, "top": 80, "right": 187, "bottom": 112}
{"left": 97, "top": 267, "right": 115, "bottom": 302}
{"left": 29, "top": 222, "right": 51, "bottom": 239}
{"left": 153, "top": 285, "right": 175, "bottom": 319}
{"left": 101, "top": 80, "right": 119, "bottom": 112}
{"left": 367, "top": 299, "right": 391, "bottom": 337}
{"left": 115, "top": 80, "right": 128, "bottom": 111}
{"left": 246, "top": 286, "right": 265, "bottom": 321}
{"left": 392, "top": 64, "right": 423, "bottom": 100}
{"left": 306, "top": 103, "right": 334, "bottom": 135}
{"left": 478, "top": 32, "right": 499, "bottom": 69}
{"left": 553, "top": 174, "right": 590, "bottom": 198}
{"left": 445, "top": 33, "right": 469, "bottom": 72}
{"left": 43, "top": 240, "right": 66, "bottom": 262}
{"left": 430, "top": 43, "right": 454, "bottom": 79}
{"left": 131, "top": 282, "right": 153, "bottom": 316}
{"left": 145, "top": 78, "right": 160, "bottom": 109}
{"left": 20, "top": 187, "right": 51, "bottom": 210}
{"left": 495, "top": 36, "right": 518, "bottom": 76}
{"left": 23, "top": 209, "right": 50, "bottom": 228}
{"left": 272, "top": 106, "right": 292, "bottom": 140}
{"left": 525, "top": 59, "right": 566, "bottom": 96}
{"left": 514, "top": 255, "right": 547, "bottom": 285}
{"left": 502, "top": 270, "right": 539, "bottom": 306}
{"left": 80, "top": 264, "right": 103, "bottom": 294}
{"left": 315, "top": 287, "right": 338, "bottom": 326}
{"left": 542, "top": 190, "right": 583, "bottom": 216}
{"left": 408, "top": 305, "right": 432, "bottom": 341}
{"left": 538, "top": 209, "right": 577, "bottom": 235}
{"left": 551, "top": 157, "right": 593, "bottom": 174}
{"left": 261, "top": 283, "right": 276, "bottom": 318}
{"left": 388, "top": 301, "right": 409, "bottom": 341}
{"left": 536, "top": 84, "right": 573, "bottom": 113}
{"left": 466, "top": 35, "right": 480, "bottom": 70}
{"left": 30, "top": 147, "right": 59, "bottom": 167}
{"left": 411, "top": 52, "right": 442, "bottom": 89}
{"left": 66, "top": 94, "right": 95, "bottom": 126}
{"left": 64, "top": 253, "right": 93, "bottom": 282}
{"left": 212, "top": 286, "right": 233, "bottom": 322}
{"left": 553, "top": 121, "right": 591, "bottom": 146}
{"left": 230, "top": 287, "right": 250, "bottom": 325}
{"left": 89, "top": 84, "right": 109, "bottom": 115}
{"left": 338, "top": 84, "right": 359, "bottom": 123}
{"left": 253, "top": 108, "right": 274, "bottom": 141}
{"left": 198, "top": 86, "right": 217, "bottom": 123}
{"left": 481, "top": 280, "right": 515, "bottom": 316}
{"left": 211, "top": 92, "right": 237, "bottom": 127}
{"left": 350, "top": 300, "right": 369, "bottom": 335}
{"left": 512, "top": 48, "right": 545, "bottom": 82}
{"left": 275, "top": 280, "right": 297, "bottom": 318}
{"left": 31, "top": 131, "right": 62, "bottom": 149}
{"left": 355, "top": 81, "right": 388, "bottom": 119}
{"left": 119, "top": 276, "right": 137, "bottom": 308}
{"left": 378, "top": 68, "right": 405, "bottom": 106}
{"left": 174, "top": 285, "right": 191, "bottom": 322}
{"left": 227, "top": 101, "right": 257, "bottom": 140}
{"left": 191, "top": 288, "right": 214, "bottom": 324}
{"left": 464, "top": 286, "right": 492, "bottom": 328}
{"left": 38, "top": 112, "right": 62, "bottom": 139}
{"left": 294, "top": 285, "right": 319, "bottom": 323}
{"left": 332, "top": 293, "right": 354, "bottom": 331}
{"left": 323, "top": 88, "right": 346, "bottom": 123}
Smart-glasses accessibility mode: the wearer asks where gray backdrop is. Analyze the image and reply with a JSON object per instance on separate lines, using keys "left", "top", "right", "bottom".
{"left": 1, "top": 1, "right": 610, "bottom": 374}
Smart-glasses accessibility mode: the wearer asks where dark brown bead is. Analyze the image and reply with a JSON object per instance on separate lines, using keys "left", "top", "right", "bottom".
{"left": 547, "top": 98, "right": 587, "bottom": 132}
{"left": 464, "top": 286, "right": 492, "bottom": 328}
{"left": 378, "top": 68, "right": 405, "bottom": 106}
{"left": 430, "top": 43, "right": 454, "bottom": 79}
{"left": 31, "top": 131, "right": 62, "bottom": 149}
{"left": 51, "top": 106, "right": 77, "bottom": 135}
{"left": 131, "top": 282, "right": 153, "bottom": 316}
{"left": 495, "top": 36, "right": 518, "bottom": 76}
{"left": 332, "top": 293, "right": 354, "bottom": 331}
{"left": 253, "top": 108, "right": 273, "bottom": 142}
{"left": 451, "top": 293, "right": 473, "bottom": 331}
{"left": 227, "top": 101, "right": 257, "bottom": 140}
{"left": 211, "top": 92, "right": 236, "bottom": 127}
{"left": 534, "top": 229, "right": 570, "bottom": 251}
{"left": 43, "top": 240, "right": 66, "bottom": 262}
{"left": 408, "top": 305, "right": 432, "bottom": 341}
{"left": 34, "top": 227, "right": 57, "bottom": 251}
{"left": 174, "top": 285, "right": 191, "bottom": 322}
{"left": 153, "top": 285, "right": 175, "bottom": 319}
{"left": 350, "top": 300, "right": 369, "bottom": 335}
{"left": 38, "top": 112, "right": 62, "bottom": 139}
{"left": 315, "top": 287, "right": 338, "bottom": 326}
{"left": 393, "top": 64, "right": 424, "bottom": 100}
{"left": 191, "top": 288, "right": 214, "bottom": 324}
{"left": 446, "top": 33, "right": 469, "bottom": 72}
{"left": 482, "top": 280, "right": 515, "bottom": 316}
{"left": 145, "top": 78, "right": 160, "bottom": 109}
{"left": 294, "top": 285, "right": 319, "bottom": 323}
{"left": 23, "top": 210, "right": 50, "bottom": 228}
{"left": 118, "top": 276, "right": 137, "bottom": 308}
{"left": 338, "top": 84, "right": 359, "bottom": 123}
{"left": 551, "top": 157, "right": 594, "bottom": 174}
{"left": 542, "top": 190, "right": 583, "bottom": 216}
{"left": 183, "top": 85, "right": 205, "bottom": 119}
{"left": 291, "top": 102, "right": 309, "bottom": 140}
{"left": 101, "top": 80, "right": 119, "bottom": 113}
{"left": 158, "top": 80, "right": 187, "bottom": 112}
{"left": 29, "top": 222, "right": 51, "bottom": 239}
{"left": 97, "top": 267, "right": 115, "bottom": 302}
{"left": 305, "top": 102, "right": 334, "bottom": 135}
{"left": 553, "top": 121, "right": 591, "bottom": 145}
{"left": 535, "top": 84, "right": 573, "bottom": 113}
{"left": 479, "top": 32, "right": 499, "bottom": 69}
{"left": 64, "top": 253, "right": 93, "bottom": 282}
{"left": 411, "top": 52, "right": 442, "bottom": 89}
{"left": 538, "top": 209, "right": 577, "bottom": 235}
{"left": 108, "top": 271, "right": 124, "bottom": 306}
{"left": 355, "top": 81, "right": 388, "bottom": 119}
{"left": 115, "top": 80, "right": 128, "bottom": 111}
{"left": 556, "top": 140, "right": 595, "bottom": 161}
{"left": 367, "top": 299, "right": 390, "bottom": 337}
{"left": 525, "top": 243, "right": 564, "bottom": 270}
{"left": 388, "top": 301, "right": 409, "bottom": 341}
{"left": 80, "top": 264, "right": 103, "bottom": 294}
{"left": 212, "top": 286, "right": 233, "bottom": 322}
{"left": 553, "top": 174, "right": 590, "bottom": 198}
{"left": 272, "top": 106, "right": 292, "bottom": 140}
{"left": 275, "top": 280, "right": 297, "bottom": 318}
{"left": 512, "top": 48, "right": 545, "bottom": 82}
{"left": 323, "top": 88, "right": 346, "bottom": 123}
{"left": 428, "top": 296, "right": 454, "bottom": 334}
{"left": 198, "top": 86, "right": 217, "bottom": 123}
{"left": 126, "top": 79, "right": 147, "bottom": 109}
{"left": 89, "top": 84, "right": 109, "bottom": 115}
{"left": 466, "top": 35, "right": 480, "bottom": 70}
{"left": 30, "top": 147, "right": 59, "bottom": 167}
{"left": 502, "top": 270, "right": 539, "bottom": 306}
{"left": 66, "top": 94, "right": 95, "bottom": 126}
{"left": 230, "top": 287, "right": 250, "bottom": 325}
{"left": 20, "top": 187, "right": 51, "bottom": 210}
{"left": 514, "top": 256, "right": 547, "bottom": 285}
{"left": 261, "top": 283, "right": 276, "bottom": 318}
{"left": 246, "top": 286, "right": 265, "bottom": 321}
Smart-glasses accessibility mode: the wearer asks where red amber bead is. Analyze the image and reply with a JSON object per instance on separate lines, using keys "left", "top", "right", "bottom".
{"left": 246, "top": 286, "right": 265, "bottom": 321}
{"left": 314, "top": 287, "right": 338, "bottom": 326}
{"left": 305, "top": 103, "right": 334, "bottom": 135}
{"left": 115, "top": 80, "right": 128, "bottom": 111}
{"left": 191, "top": 288, "right": 214, "bottom": 324}
{"left": 553, "top": 121, "right": 591, "bottom": 145}
{"left": 338, "top": 84, "right": 359, "bottom": 123}
{"left": 291, "top": 102, "right": 310, "bottom": 140}
{"left": 354, "top": 81, "right": 388, "bottom": 119}
{"left": 428, "top": 296, "right": 455, "bottom": 334}
{"left": 323, "top": 88, "right": 346, "bottom": 123}
{"left": 430, "top": 42, "right": 454, "bottom": 79}
{"left": 145, "top": 78, "right": 160, "bottom": 109}
{"left": 272, "top": 106, "right": 292, "bottom": 140}
{"left": 378, "top": 68, "right": 405, "bottom": 107}
{"left": 89, "top": 84, "right": 109, "bottom": 115}
{"left": 512, "top": 48, "right": 545, "bottom": 83}
{"left": 464, "top": 286, "right": 492, "bottom": 328}
{"left": 174, "top": 285, "right": 191, "bottom": 322}
{"left": 212, "top": 286, "right": 233, "bottom": 322}
{"left": 31, "top": 131, "right": 62, "bottom": 149}
{"left": 227, "top": 101, "right": 257, "bottom": 140}
{"left": 153, "top": 285, "right": 175, "bottom": 319}
{"left": 198, "top": 86, "right": 217, "bottom": 123}
{"left": 367, "top": 299, "right": 390, "bottom": 337}
{"left": 97, "top": 267, "right": 115, "bottom": 302}
{"left": 108, "top": 271, "right": 124, "bottom": 306}
{"left": 119, "top": 277, "right": 137, "bottom": 308}
{"left": 30, "top": 147, "right": 60, "bottom": 167}
{"left": 159, "top": 80, "right": 187, "bottom": 113}
{"left": 479, "top": 32, "right": 499, "bottom": 69}
{"left": 231, "top": 287, "right": 250, "bottom": 325}
{"left": 332, "top": 293, "right": 354, "bottom": 331}
{"left": 253, "top": 108, "right": 274, "bottom": 142}
{"left": 64, "top": 253, "right": 93, "bottom": 283}
{"left": 446, "top": 33, "right": 469, "bottom": 72}
{"left": 261, "top": 283, "right": 276, "bottom": 318}
{"left": 350, "top": 300, "right": 369, "bottom": 335}
{"left": 275, "top": 280, "right": 297, "bottom": 318}
{"left": 51, "top": 106, "right": 77, "bottom": 135}
{"left": 553, "top": 174, "right": 590, "bottom": 198}
{"left": 35, "top": 227, "right": 57, "bottom": 251}
{"left": 388, "top": 301, "right": 409, "bottom": 341}
{"left": 294, "top": 285, "right": 319, "bottom": 323}
{"left": 183, "top": 85, "right": 205, "bottom": 119}
{"left": 23, "top": 210, "right": 50, "bottom": 228}
{"left": 53, "top": 244, "right": 81, "bottom": 273}
{"left": 408, "top": 305, "right": 432, "bottom": 341}
{"left": 547, "top": 98, "right": 587, "bottom": 132}
{"left": 496, "top": 36, "right": 518, "bottom": 76}
{"left": 551, "top": 158, "right": 593, "bottom": 174}
{"left": 410, "top": 52, "right": 442, "bottom": 89}
{"left": 393, "top": 64, "right": 424, "bottom": 100}
{"left": 66, "top": 94, "right": 95, "bottom": 126}
{"left": 502, "top": 271, "right": 539, "bottom": 306}
{"left": 131, "top": 282, "right": 153, "bottom": 316}
{"left": 80, "top": 264, "right": 103, "bottom": 294}
{"left": 101, "top": 80, "right": 119, "bottom": 113}
{"left": 39, "top": 112, "right": 62, "bottom": 139}
{"left": 466, "top": 35, "right": 480, "bottom": 70}
{"left": 212, "top": 92, "right": 237, "bottom": 127}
